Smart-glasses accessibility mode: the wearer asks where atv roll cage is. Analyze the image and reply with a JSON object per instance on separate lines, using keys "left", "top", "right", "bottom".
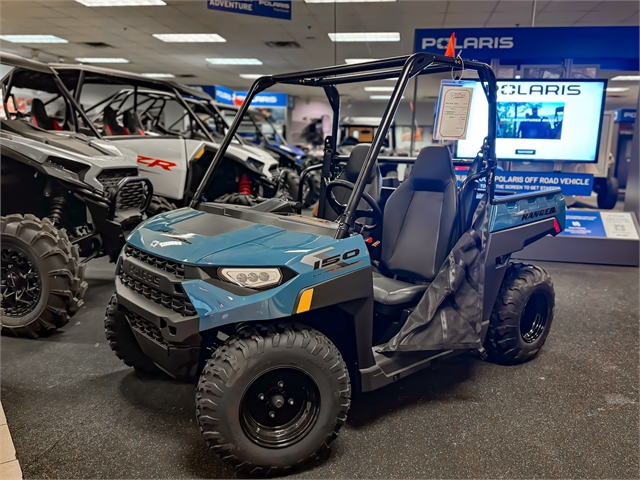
{"left": 192, "top": 53, "right": 498, "bottom": 237}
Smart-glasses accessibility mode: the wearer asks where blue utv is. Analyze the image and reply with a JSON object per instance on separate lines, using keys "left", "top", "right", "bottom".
{"left": 104, "top": 54, "right": 566, "bottom": 475}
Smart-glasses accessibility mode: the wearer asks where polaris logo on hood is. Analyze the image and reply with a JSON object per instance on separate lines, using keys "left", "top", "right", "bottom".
{"left": 421, "top": 36, "right": 513, "bottom": 50}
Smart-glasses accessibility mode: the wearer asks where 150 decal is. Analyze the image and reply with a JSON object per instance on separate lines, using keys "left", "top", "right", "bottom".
{"left": 301, "top": 247, "right": 361, "bottom": 271}
{"left": 137, "top": 155, "right": 177, "bottom": 171}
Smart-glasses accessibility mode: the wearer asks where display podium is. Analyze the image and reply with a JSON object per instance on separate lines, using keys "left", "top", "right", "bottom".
{"left": 515, "top": 209, "right": 640, "bottom": 267}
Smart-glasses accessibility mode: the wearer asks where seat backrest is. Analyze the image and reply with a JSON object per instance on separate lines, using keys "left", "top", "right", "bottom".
{"left": 323, "top": 143, "right": 382, "bottom": 222}
{"left": 103, "top": 106, "right": 126, "bottom": 136}
{"left": 30, "top": 99, "right": 55, "bottom": 130}
{"left": 381, "top": 146, "right": 458, "bottom": 282}
{"left": 124, "top": 110, "right": 145, "bottom": 135}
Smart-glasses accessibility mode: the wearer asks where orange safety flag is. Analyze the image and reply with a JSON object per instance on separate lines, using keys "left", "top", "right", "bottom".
{"left": 444, "top": 32, "right": 456, "bottom": 57}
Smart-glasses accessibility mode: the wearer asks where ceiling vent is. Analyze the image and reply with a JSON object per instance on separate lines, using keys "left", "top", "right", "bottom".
{"left": 80, "top": 42, "right": 113, "bottom": 48}
{"left": 265, "top": 41, "right": 300, "bottom": 48}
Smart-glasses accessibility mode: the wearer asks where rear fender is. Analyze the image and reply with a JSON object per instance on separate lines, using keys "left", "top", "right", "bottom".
{"left": 482, "top": 188, "right": 566, "bottom": 321}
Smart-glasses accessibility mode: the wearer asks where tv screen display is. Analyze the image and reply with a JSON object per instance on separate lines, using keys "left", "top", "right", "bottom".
{"left": 455, "top": 80, "right": 607, "bottom": 162}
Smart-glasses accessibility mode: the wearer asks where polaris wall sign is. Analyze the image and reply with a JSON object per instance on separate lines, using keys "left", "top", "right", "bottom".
{"left": 414, "top": 26, "right": 639, "bottom": 70}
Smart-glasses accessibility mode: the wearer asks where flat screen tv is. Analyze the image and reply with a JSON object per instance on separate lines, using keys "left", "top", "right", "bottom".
{"left": 455, "top": 79, "right": 607, "bottom": 163}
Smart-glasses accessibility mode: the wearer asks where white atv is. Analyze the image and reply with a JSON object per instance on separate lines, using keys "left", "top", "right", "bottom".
{"left": 1, "top": 53, "right": 151, "bottom": 337}
{"left": 50, "top": 65, "right": 299, "bottom": 214}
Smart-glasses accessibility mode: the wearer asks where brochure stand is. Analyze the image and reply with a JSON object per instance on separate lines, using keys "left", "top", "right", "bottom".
{"left": 514, "top": 209, "right": 640, "bottom": 266}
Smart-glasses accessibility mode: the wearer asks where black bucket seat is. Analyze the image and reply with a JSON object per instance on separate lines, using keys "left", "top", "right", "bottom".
{"left": 373, "top": 146, "right": 459, "bottom": 310}
{"left": 323, "top": 143, "right": 382, "bottom": 222}
{"left": 31, "top": 99, "right": 60, "bottom": 131}
{"left": 103, "top": 106, "right": 127, "bottom": 136}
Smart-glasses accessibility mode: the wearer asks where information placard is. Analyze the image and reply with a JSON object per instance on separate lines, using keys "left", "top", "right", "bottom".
{"left": 601, "top": 212, "right": 639, "bottom": 239}
{"left": 434, "top": 80, "right": 475, "bottom": 140}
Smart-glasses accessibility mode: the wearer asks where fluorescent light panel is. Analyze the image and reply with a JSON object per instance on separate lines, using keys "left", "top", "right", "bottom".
{"left": 606, "top": 87, "right": 630, "bottom": 92}
{"left": 345, "top": 58, "right": 379, "bottom": 64}
{"left": 329, "top": 32, "right": 400, "bottom": 42}
{"left": 0, "top": 35, "right": 67, "bottom": 43}
{"left": 306, "top": 0, "right": 396, "bottom": 2}
{"left": 75, "top": 0, "right": 166, "bottom": 6}
{"left": 142, "top": 73, "right": 175, "bottom": 78}
{"left": 75, "top": 57, "right": 130, "bottom": 63}
{"left": 364, "top": 86, "right": 394, "bottom": 92}
{"left": 153, "top": 33, "right": 226, "bottom": 43}
{"left": 207, "top": 58, "right": 262, "bottom": 65}
{"left": 370, "top": 95, "right": 404, "bottom": 100}
{"left": 611, "top": 75, "right": 640, "bottom": 81}
{"left": 239, "top": 74, "right": 263, "bottom": 79}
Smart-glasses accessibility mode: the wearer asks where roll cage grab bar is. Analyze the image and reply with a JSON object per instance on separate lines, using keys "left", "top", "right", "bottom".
{"left": 190, "top": 53, "right": 499, "bottom": 240}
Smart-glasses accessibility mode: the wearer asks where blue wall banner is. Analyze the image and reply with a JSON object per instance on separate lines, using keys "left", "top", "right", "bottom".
{"left": 559, "top": 212, "right": 606, "bottom": 238}
{"left": 233, "top": 91, "right": 288, "bottom": 107}
{"left": 455, "top": 170, "right": 594, "bottom": 196}
{"left": 214, "top": 85, "right": 234, "bottom": 105}
{"left": 414, "top": 26, "right": 639, "bottom": 70}
{"left": 207, "top": 0, "right": 291, "bottom": 20}
{"left": 613, "top": 109, "right": 636, "bottom": 123}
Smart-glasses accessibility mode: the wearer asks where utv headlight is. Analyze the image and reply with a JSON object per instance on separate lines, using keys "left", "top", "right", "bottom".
{"left": 219, "top": 267, "right": 282, "bottom": 289}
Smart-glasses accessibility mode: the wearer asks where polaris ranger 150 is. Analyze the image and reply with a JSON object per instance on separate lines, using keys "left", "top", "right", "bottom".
{"left": 0, "top": 53, "right": 151, "bottom": 337}
{"left": 104, "top": 54, "right": 566, "bottom": 474}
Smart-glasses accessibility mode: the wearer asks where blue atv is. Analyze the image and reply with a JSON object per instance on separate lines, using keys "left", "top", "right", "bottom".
{"left": 104, "top": 55, "right": 566, "bottom": 475}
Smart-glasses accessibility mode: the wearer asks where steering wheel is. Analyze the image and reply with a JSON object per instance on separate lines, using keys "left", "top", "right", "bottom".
{"left": 326, "top": 179, "right": 382, "bottom": 232}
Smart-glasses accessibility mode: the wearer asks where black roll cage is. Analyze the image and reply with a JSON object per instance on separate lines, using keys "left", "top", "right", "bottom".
{"left": 190, "top": 53, "right": 498, "bottom": 239}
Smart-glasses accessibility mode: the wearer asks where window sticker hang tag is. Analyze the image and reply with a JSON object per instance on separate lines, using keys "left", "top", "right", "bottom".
{"left": 434, "top": 79, "right": 476, "bottom": 140}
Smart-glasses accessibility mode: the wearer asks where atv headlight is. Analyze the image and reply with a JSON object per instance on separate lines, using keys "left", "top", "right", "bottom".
{"left": 219, "top": 268, "right": 282, "bottom": 289}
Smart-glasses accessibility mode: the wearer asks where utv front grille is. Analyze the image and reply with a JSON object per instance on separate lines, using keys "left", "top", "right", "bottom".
{"left": 97, "top": 169, "right": 137, "bottom": 192}
{"left": 126, "top": 310, "right": 168, "bottom": 347}
{"left": 98, "top": 169, "right": 151, "bottom": 213}
{"left": 124, "top": 245, "right": 185, "bottom": 279}
{"left": 119, "top": 272, "right": 197, "bottom": 317}
{"left": 115, "top": 180, "right": 149, "bottom": 210}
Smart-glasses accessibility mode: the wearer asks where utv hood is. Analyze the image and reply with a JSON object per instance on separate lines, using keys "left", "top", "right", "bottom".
{"left": 126, "top": 207, "right": 340, "bottom": 266}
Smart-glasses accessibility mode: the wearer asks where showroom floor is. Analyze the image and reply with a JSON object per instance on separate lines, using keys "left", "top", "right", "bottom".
{"left": 1, "top": 257, "right": 638, "bottom": 479}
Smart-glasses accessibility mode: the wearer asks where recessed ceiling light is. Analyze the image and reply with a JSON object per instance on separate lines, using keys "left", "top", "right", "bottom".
{"left": 75, "top": 57, "right": 130, "bottom": 63}
{"left": 329, "top": 32, "right": 400, "bottom": 42}
{"left": 206, "top": 58, "right": 262, "bottom": 65}
{"left": 142, "top": 73, "right": 175, "bottom": 78}
{"left": 75, "top": 0, "right": 166, "bottom": 6}
{"left": 153, "top": 33, "right": 226, "bottom": 43}
{"left": 239, "top": 74, "right": 263, "bottom": 79}
{"left": 606, "top": 87, "right": 630, "bottom": 93}
{"left": 0, "top": 35, "right": 68, "bottom": 43}
{"left": 364, "top": 86, "right": 394, "bottom": 92}
{"left": 345, "top": 58, "right": 379, "bottom": 64}
{"left": 611, "top": 75, "right": 640, "bottom": 81}
{"left": 306, "top": 0, "right": 396, "bottom": 2}
{"left": 370, "top": 95, "right": 404, "bottom": 100}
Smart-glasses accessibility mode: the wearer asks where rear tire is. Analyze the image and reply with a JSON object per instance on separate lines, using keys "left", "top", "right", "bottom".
{"left": 485, "top": 262, "right": 555, "bottom": 365}
{"left": 1, "top": 214, "right": 86, "bottom": 338}
{"left": 215, "top": 192, "right": 263, "bottom": 206}
{"left": 302, "top": 171, "right": 321, "bottom": 207}
{"left": 597, "top": 176, "right": 619, "bottom": 210}
{"left": 196, "top": 324, "right": 351, "bottom": 475}
{"left": 104, "top": 293, "right": 160, "bottom": 375}
{"left": 146, "top": 196, "right": 177, "bottom": 216}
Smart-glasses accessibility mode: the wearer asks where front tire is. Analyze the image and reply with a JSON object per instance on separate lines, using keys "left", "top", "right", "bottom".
{"left": 1, "top": 214, "right": 86, "bottom": 338}
{"left": 146, "top": 195, "right": 177, "bottom": 216}
{"left": 196, "top": 324, "right": 351, "bottom": 475}
{"left": 485, "top": 263, "right": 555, "bottom": 365}
{"left": 104, "top": 294, "right": 160, "bottom": 375}
{"left": 302, "top": 171, "right": 321, "bottom": 207}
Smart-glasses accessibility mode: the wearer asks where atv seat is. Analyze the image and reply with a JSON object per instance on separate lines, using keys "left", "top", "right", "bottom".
{"left": 124, "top": 110, "right": 145, "bottom": 135}
{"left": 323, "top": 143, "right": 382, "bottom": 222}
{"left": 31, "top": 99, "right": 62, "bottom": 131}
{"left": 373, "top": 146, "right": 458, "bottom": 313}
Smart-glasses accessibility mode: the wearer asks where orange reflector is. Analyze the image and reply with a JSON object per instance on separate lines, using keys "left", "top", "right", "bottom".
{"left": 296, "top": 289, "right": 314, "bottom": 314}
{"left": 195, "top": 147, "right": 205, "bottom": 160}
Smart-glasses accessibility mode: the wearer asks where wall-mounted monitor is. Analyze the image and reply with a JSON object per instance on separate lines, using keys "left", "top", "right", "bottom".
{"left": 455, "top": 79, "right": 607, "bottom": 163}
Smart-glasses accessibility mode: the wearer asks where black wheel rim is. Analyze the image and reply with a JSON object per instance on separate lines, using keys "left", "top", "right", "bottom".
{"left": 240, "top": 367, "right": 321, "bottom": 449}
{"left": 520, "top": 291, "right": 549, "bottom": 343}
{"left": 1, "top": 245, "right": 42, "bottom": 317}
